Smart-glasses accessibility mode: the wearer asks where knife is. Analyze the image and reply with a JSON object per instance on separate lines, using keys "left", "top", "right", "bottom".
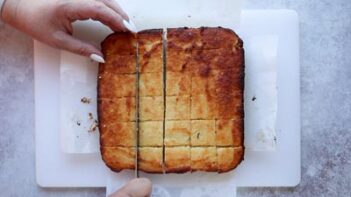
{"left": 135, "top": 41, "right": 140, "bottom": 178}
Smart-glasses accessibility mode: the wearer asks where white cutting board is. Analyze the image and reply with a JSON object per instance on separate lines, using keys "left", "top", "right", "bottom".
{"left": 34, "top": 10, "right": 300, "bottom": 189}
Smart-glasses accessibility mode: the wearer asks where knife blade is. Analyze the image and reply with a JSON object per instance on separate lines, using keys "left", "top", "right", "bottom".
{"left": 135, "top": 40, "right": 140, "bottom": 178}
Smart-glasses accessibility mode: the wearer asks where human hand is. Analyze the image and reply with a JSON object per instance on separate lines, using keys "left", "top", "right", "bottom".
{"left": 109, "top": 178, "right": 152, "bottom": 197}
{"left": 1, "top": 0, "right": 137, "bottom": 63}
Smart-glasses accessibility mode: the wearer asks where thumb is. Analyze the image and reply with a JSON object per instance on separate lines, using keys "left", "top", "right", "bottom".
{"left": 51, "top": 31, "right": 105, "bottom": 63}
{"left": 109, "top": 178, "right": 152, "bottom": 197}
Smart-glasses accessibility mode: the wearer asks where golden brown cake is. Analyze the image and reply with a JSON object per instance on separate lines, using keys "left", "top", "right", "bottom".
{"left": 217, "top": 147, "right": 244, "bottom": 173}
{"left": 191, "top": 147, "right": 218, "bottom": 172}
{"left": 139, "top": 121, "right": 163, "bottom": 147}
{"left": 98, "top": 32, "right": 137, "bottom": 172}
{"left": 164, "top": 121, "right": 191, "bottom": 146}
{"left": 100, "top": 122, "right": 136, "bottom": 147}
{"left": 101, "top": 147, "right": 136, "bottom": 171}
{"left": 165, "top": 147, "right": 191, "bottom": 173}
{"left": 138, "top": 147, "right": 163, "bottom": 173}
{"left": 98, "top": 27, "right": 244, "bottom": 173}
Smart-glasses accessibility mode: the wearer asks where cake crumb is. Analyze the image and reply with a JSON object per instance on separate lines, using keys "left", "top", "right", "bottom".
{"left": 88, "top": 120, "right": 99, "bottom": 132}
{"left": 81, "top": 97, "right": 91, "bottom": 104}
{"left": 88, "top": 112, "right": 93, "bottom": 120}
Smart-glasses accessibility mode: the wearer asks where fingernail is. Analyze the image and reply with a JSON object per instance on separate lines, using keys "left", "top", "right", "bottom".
{"left": 90, "top": 54, "right": 105, "bottom": 63}
{"left": 128, "top": 20, "right": 137, "bottom": 32}
{"left": 123, "top": 19, "right": 137, "bottom": 33}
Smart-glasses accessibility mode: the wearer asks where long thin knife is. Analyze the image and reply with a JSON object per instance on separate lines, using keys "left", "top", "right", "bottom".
{"left": 135, "top": 40, "right": 140, "bottom": 178}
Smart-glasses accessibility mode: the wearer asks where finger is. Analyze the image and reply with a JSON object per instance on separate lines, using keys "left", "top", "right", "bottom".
{"left": 51, "top": 31, "right": 105, "bottom": 62}
{"left": 121, "top": 178, "right": 152, "bottom": 197}
{"left": 98, "top": 0, "right": 129, "bottom": 21}
{"left": 109, "top": 178, "right": 152, "bottom": 197}
{"left": 66, "top": 1, "right": 127, "bottom": 32}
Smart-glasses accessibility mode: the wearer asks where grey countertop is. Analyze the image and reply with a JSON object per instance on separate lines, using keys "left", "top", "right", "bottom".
{"left": 1, "top": 0, "right": 351, "bottom": 196}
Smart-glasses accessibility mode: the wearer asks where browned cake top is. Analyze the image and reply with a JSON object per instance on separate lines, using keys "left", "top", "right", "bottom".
{"left": 102, "top": 33, "right": 136, "bottom": 54}
{"left": 137, "top": 29, "right": 163, "bottom": 50}
{"left": 98, "top": 27, "right": 244, "bottom": 174}
{"left": 167, "top": 27, "right": 242, "bottom": 50}
{"left": 100, "top": 33, "right": 137, "bottom": 74}
{"left": 137, "top": 30, "right": 164, "bottom": 73}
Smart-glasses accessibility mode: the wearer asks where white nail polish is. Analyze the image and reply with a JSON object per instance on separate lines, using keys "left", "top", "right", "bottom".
{"left": 128, "top": 19, "right": 137, "bottom": 32}
{"left": 123, "top": 19, "right": 137, "bottom": 33}
{"left": 90, "top": 54, "right": 105, "bottom": 63}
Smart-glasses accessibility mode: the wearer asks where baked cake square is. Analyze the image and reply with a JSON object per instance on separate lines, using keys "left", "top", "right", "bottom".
{"left": 166, "top": 96, "right": 191, "bottom": 120}
{"left": 166, "top": 50, "right": 192, "bottom": 72}
{"left": 139, "top": 72, "right": 163, "bottom": 96}
{"left": 191, "top": 94, "right": 217, "bottom": 120}
{"left": 164, "top": 120, "right": 191, "bottom": 146}
{"left": 98, "top": 73, "right": 136, "bottom": 98}
{"left": 139, "top": 121, "right": 163, "bottom": 147}
{"left": 100, "top": 122, "right": 136, "bottom": 147}
{"left": 217, "top": 147, "right": 244, "bottom": 173}
{"left": 216, "top": 119, "right": 243, "bottom": 147}
{"left": 138, "top": 147, "right": 163, "bottom": 173}
{"left": 139, "top": 96, "right": 164, "bottom": 121}
{"left": 165, "top": 146, "right": 191, "bottom": 173}
{"left": 191, "top": 120, "right": 216, "bottom": 146}
{"left": 98, "top": 98, "right": 136, "bottom": 123}
{"left": 101, "top": 147, "right": 135, "bottom": 171}
{"left": 166, "top": 71, "right": 191, "bottom": 96}
{"left": 191, "top": 147, "right": 217, "bottom": 172}
{"left": 100, "top": 54, "right": 136, "bottom": 74}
